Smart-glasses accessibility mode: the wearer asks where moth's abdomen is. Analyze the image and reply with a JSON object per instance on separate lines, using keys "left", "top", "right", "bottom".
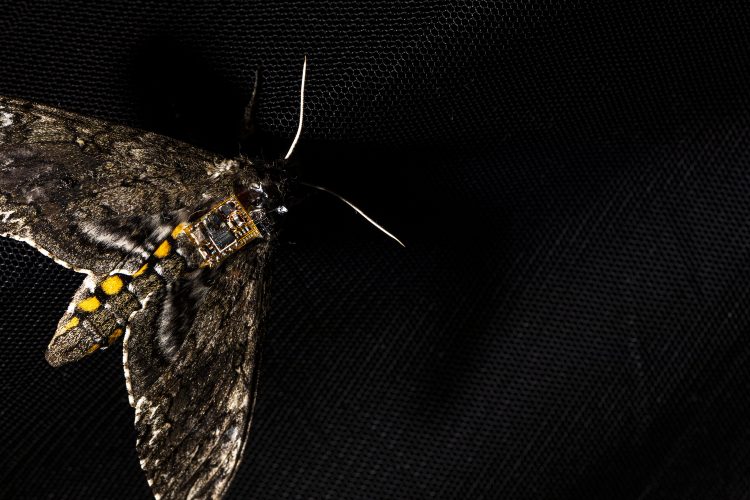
{"left": 45, "top": 225, "right": 190, "bottom": 367}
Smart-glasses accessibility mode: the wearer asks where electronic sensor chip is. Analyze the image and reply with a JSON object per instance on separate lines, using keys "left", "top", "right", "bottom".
{"left": 184, "top": 195, "right": 262, "bottom": 267}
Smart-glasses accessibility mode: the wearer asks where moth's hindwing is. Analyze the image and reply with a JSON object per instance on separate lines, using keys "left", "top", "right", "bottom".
{"left": 0, "top": 96, "right": 275, "bottom": 499}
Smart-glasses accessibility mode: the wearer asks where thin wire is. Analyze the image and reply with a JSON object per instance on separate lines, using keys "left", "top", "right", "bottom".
{"left": 284, "top": 56, "right": 307, "bottom": 160}
{"left": 301, "top": 182, "right": 406, "bottom": 248}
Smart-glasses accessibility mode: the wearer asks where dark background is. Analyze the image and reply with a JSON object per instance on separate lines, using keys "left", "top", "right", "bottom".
{"left": 2, "top": 2, "right": 750, "bottom": 499}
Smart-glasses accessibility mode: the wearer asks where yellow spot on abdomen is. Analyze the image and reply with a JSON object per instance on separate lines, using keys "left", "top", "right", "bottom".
{"left": 171, "top": 223, "right": 188, "bottom": 238}
{"left": 108, "top": 328, "right": 124, "bottom": 344}
{"left": 100, "top": 275, "right": 124, "bottom": 295}
{"left": 64, "top": 317, "right": 79, "bottom": 330}
{"left": 154, "top": 240, "right": 171, "bottom": 259}
{"left": 133, "top": 263, "right": 148, "bottom": 277}
{"left": 77, "top": 296, "right": 101, "bottom": 312}
{"left": 86, "top": 343, "right": 100, "bottom": 354}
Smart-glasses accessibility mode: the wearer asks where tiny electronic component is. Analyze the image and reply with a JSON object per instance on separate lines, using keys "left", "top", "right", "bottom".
{"left": 183, "top": 194, "right": 262, "bottom": 268}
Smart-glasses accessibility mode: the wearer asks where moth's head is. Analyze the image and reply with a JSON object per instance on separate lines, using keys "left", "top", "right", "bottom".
{"left": 233, "top": 158, "right": 289, "bottom": 218}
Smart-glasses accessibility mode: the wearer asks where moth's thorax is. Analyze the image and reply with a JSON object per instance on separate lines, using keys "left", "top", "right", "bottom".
{"left": 183, "top": 194, "right": 263, "bottom": 268}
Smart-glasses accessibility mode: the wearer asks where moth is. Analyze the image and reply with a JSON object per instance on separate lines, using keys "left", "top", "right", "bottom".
{"left": 0, "top": 60, "right": 307, "bottom": 499}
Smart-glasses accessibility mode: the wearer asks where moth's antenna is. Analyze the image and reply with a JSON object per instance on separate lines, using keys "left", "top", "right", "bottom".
{"left": 286, "top": 59, "right": 403, "bottom": 248}
{"left": 284, "top": 55, "right": 307, "bottom": 161}
{"left": 301, "top": 182, "right": 406, "bottom": 247}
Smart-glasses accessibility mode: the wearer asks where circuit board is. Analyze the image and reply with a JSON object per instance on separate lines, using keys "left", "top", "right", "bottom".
{"left": 183, "top": 195, "right": 262, "bottom": 268}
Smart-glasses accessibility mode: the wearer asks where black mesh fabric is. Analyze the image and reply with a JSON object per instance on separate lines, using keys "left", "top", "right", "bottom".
{"left": 2, "top": 2, "right": 750, "bottom": 499}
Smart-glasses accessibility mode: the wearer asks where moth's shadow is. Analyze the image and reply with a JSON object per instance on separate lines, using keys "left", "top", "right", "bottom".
{"left": 130, "top": 36, "right": 279, "bottom": 158}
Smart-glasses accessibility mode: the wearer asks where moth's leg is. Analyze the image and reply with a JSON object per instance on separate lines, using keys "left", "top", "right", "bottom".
{"left": 240, "top": 68, "right": 261, "bottom": 141}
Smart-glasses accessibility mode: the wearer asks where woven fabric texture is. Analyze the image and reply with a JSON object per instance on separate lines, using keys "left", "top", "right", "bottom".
{"left": 2, "top": 2, "right": 750, "bottom": 499}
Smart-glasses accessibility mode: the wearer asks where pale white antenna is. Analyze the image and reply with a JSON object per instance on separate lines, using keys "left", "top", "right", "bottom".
{"left": 301, "top": 182, "right": 406, "bottom": 248}
{"left": 284, "top": 55, "right": 307, "bottom": 160}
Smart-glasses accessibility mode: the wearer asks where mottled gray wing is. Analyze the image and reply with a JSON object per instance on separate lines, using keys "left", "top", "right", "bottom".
{"left": 125, "top": 241, "right": 271, "bottom": 500}
{"left": 0, "top": 95, "right": 234, "bottom": 275}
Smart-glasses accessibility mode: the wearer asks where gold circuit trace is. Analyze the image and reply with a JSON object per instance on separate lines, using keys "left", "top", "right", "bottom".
{"left": 184, "top": 195, "right": 262, "bottom": 268}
